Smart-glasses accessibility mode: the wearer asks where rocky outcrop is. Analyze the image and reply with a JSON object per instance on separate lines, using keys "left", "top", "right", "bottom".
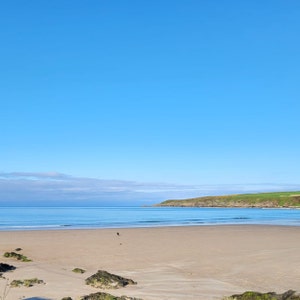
{"left": 85, "top": 270, "right": 136, "bottom": 289}
{"left": 226, "top": 290, "right": 300, "bottom": 300}
{"left": 80, "top": 292, "right": 142, "bottom": 300}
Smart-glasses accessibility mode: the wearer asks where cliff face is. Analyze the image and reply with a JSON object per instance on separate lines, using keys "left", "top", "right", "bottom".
{"left": 156, "top": 191, "right": 300, "bottom": 208}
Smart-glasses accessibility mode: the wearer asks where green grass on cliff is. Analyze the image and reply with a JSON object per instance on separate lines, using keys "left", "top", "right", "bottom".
{"left": 157, "top": 191, "right": 300, "bottom": 208}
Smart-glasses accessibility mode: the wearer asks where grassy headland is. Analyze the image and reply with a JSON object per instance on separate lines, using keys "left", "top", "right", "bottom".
{"left": 156, "top": 191, "right": 300, "bottom": 208}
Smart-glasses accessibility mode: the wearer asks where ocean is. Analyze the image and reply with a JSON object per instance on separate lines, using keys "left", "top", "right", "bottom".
{"left": 1, "top": 206, "right": 300, "bottom": 231}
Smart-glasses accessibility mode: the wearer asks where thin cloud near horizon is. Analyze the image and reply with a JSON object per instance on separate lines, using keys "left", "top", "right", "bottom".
{"left": 0, "top": 172, "right": 299, "bottom": 206}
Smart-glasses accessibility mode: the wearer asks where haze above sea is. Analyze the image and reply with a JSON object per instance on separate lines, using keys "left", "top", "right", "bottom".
{"left": 1, "top": 206, "right": 300, "bottom": 231}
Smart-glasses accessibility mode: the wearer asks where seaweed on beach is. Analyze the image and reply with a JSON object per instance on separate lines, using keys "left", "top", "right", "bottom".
{"left": 72, "top": 268, "right": 86, "bottom": 274}
{"left": 3, "top": 252, "right": 31, "bottom": 262}
{"left": 85, "top": 270, "right": 136, "bottom": 289}
{"left": 10, "top": 278, "right": 44, "bottom": 288}
{"left": 80, "top": 291, "right": 142, "bottom": 300}
{"left": 225, "top": 290, "right": 300, "bottom": 300}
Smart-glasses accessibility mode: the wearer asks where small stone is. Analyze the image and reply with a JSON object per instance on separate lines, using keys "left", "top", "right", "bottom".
{"left": 0, "top": 263, "right": 16, "bottom": 272}
{"left": 72, "top": 268, "right": 86, "bottom": 274}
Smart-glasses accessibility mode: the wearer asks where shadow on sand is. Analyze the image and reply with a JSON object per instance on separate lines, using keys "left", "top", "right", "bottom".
{"left": 23, "top": 298, "right": 53, "bottom": 300}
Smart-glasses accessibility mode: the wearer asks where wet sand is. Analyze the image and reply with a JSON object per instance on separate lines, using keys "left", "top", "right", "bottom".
{"left": 0, "top": 225, "right": 300, "bottom": 300}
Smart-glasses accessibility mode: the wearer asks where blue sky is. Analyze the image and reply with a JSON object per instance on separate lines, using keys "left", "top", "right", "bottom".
{"left": 1, "top": 1, "right": 300, "bottom": 204}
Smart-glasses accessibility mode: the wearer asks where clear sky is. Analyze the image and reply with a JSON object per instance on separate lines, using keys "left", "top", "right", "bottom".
{"left": 1, "top": 1, "right": 300, "bottom": 204}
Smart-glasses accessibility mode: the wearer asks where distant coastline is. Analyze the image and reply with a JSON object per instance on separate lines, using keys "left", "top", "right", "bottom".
{"left": 155, "top": 191, "right": 300, "bottom": 208}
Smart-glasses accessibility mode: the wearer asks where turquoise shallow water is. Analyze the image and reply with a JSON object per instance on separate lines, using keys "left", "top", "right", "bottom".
{"left": 0, "top": 206, "right": 300, "bottom": 230}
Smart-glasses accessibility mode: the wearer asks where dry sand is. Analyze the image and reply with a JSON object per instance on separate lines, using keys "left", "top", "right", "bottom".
{"left": 0, "top": 225, "right": 300, "bottom": 300}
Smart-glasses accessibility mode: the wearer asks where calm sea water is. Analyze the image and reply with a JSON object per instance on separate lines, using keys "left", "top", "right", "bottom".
{"left": 0, "top": 206, "right": 300, "bottom": 231}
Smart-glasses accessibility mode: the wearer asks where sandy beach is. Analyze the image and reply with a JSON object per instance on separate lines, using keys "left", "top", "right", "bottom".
{"left": 0, "top": 225, "right": 300, "bottom": 300}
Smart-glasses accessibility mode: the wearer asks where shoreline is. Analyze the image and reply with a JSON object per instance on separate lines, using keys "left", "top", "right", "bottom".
{"left": 1, "top": 225, "right": 300, "bottom": 299}
{"left": 1, "top": 222, "right": 300, "bottom": 233}
{"left": 2, "top": 221, "right": 300, "bottom": 232}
